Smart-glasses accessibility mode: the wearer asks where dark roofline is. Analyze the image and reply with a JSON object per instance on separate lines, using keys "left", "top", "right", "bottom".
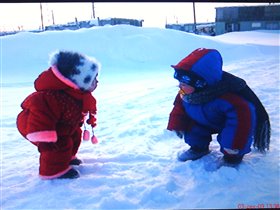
{"left": 215, "top": 3, "right": 280, "bottom": 10}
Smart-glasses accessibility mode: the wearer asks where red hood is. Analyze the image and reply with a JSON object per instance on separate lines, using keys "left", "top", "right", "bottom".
{"left": 34, "top": 67, "right": 97, "bottom": 114}
{"left": 35, "top": 67, "right": 73, "bottom": 92}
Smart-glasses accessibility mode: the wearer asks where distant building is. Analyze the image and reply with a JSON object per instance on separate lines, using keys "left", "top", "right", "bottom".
{"left": 0, "top": 17, "right": 144, "bottom": 36}
{"left": 98, "top": 18, "right": 144, "bottom": 27}
{"left": 45, "top": 17, "right": 143, "bottom": 31}
{"left": 165, "top": 22, "right": 215, "bottom": 36}
{"left": 215, "top": 4, "right": 280, "bottom": 35}
{"left": 165, "top": 24, "right": 184, "bottom": 32}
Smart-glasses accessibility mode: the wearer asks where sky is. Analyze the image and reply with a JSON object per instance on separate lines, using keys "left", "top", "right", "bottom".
{"left": 0, "top": 2, "right": 271, "bottom": 31}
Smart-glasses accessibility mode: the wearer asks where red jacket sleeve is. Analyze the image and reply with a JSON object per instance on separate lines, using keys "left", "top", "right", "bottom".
{"left": 167, "top": 93, "right": 195, "bottom": 131}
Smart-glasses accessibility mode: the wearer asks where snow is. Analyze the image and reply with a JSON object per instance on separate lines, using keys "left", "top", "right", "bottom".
{"left": 1, "top": 25, "right": 280, "bottom": 209}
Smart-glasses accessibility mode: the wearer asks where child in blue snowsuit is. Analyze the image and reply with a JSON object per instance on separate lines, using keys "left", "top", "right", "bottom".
{"left": 167, "top": 48, "right": 270, "bottom": 165}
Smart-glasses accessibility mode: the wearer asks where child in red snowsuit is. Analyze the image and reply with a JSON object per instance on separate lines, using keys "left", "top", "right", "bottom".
{"left": 17, "top": 50, "right": 100, "bottom": 179}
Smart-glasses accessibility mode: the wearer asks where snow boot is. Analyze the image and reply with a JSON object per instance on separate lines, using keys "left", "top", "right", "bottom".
{"left": 177, "top": 147, "right": 210, "bottom": 162}
{"left": 222, "top": 154, "right": 244, "bottom": 166}
{"left": 58, "top": 168, "right": 80, "bottom": 179}
{"left": 207, "top": 155, "right": 244, "bottom": 171}
{"left": 70, "top": 158, "right": 83, "bottom": 166}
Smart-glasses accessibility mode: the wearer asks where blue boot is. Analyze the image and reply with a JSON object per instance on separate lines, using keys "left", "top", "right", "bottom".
{"left": 177, "top": 147, "right": 210, "bottom": 162}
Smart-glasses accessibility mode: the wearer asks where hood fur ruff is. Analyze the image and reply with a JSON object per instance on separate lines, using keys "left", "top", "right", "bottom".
{"left": 49, "top": 50, "right": 101, "bottom": 91}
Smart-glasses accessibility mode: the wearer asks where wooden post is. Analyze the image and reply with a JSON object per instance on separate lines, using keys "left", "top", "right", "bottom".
{"left": 40, "top": 3, "right": 44, "bottom": 31}
{"left": 51, "top": 10, "right": 55, "bottom": 25}
{"left": 193, "top": 2, "right": 197, "bottom": 33}
{"left": 92, "top": 2, "right": 95, "bottom": 19}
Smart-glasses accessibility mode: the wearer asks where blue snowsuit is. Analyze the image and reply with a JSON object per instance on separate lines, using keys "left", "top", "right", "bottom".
{"left": 182, "top": 92, "right": 255, "bottom": 156}
{"left": 167, "top": 48, "right": 257, "bottom": 156}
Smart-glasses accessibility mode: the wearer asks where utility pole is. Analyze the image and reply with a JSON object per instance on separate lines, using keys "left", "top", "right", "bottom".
{"left": 51, "top": 10, "right": 55, "bottom": 25}
{"left": 193, "top": 2, "right": 197, "bottom": 34}
{"left": 92, "top": 2, "right": 95, "bottom": 19}
{"left": 40, "top": 3, "right": 44, "bottom": 31}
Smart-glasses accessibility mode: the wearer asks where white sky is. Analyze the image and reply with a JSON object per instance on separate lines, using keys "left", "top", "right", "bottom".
{"left": 0, "top": 2, "right": 270, "bottom": 31}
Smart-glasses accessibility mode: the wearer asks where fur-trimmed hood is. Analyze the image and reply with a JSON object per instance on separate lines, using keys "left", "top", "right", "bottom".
{"left": 49, "top": 50, "right": 101, "bottom": 91}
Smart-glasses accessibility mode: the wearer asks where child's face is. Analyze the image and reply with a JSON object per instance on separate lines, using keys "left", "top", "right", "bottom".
{"left": 88, "top": 75, "right": 98, "bottom": 92}
{"left": 179, "top": 82, "right": 195, "bottom": 95}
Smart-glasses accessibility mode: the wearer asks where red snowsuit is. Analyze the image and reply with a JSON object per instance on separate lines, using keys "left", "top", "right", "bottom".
{"left": 16, "top": 67, "right": 97, "bottom": 179}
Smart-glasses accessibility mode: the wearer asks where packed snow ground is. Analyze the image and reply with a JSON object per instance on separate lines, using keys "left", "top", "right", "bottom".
{"left": 1, "top": 26, "right": 280, "bottom": 209}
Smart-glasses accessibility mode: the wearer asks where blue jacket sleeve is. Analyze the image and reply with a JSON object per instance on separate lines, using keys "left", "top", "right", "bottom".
{"left": 217, "top": 93, "right": 255, "bottom": 155}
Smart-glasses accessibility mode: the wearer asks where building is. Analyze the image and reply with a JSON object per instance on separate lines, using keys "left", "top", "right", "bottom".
{"left": 0, "top": 17, "right": 144, "bottom": 36}
{"left": 215, "top": 4, "right": 280, "bottom": 35}
{"left": 98, "top": 18, "right": 144, "bottom": 27}
{"left": 165, "top": 22, "right": 215, "bottom": 36}
{"left": 45, "top": 17, "right": 143, "bottom": 31}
